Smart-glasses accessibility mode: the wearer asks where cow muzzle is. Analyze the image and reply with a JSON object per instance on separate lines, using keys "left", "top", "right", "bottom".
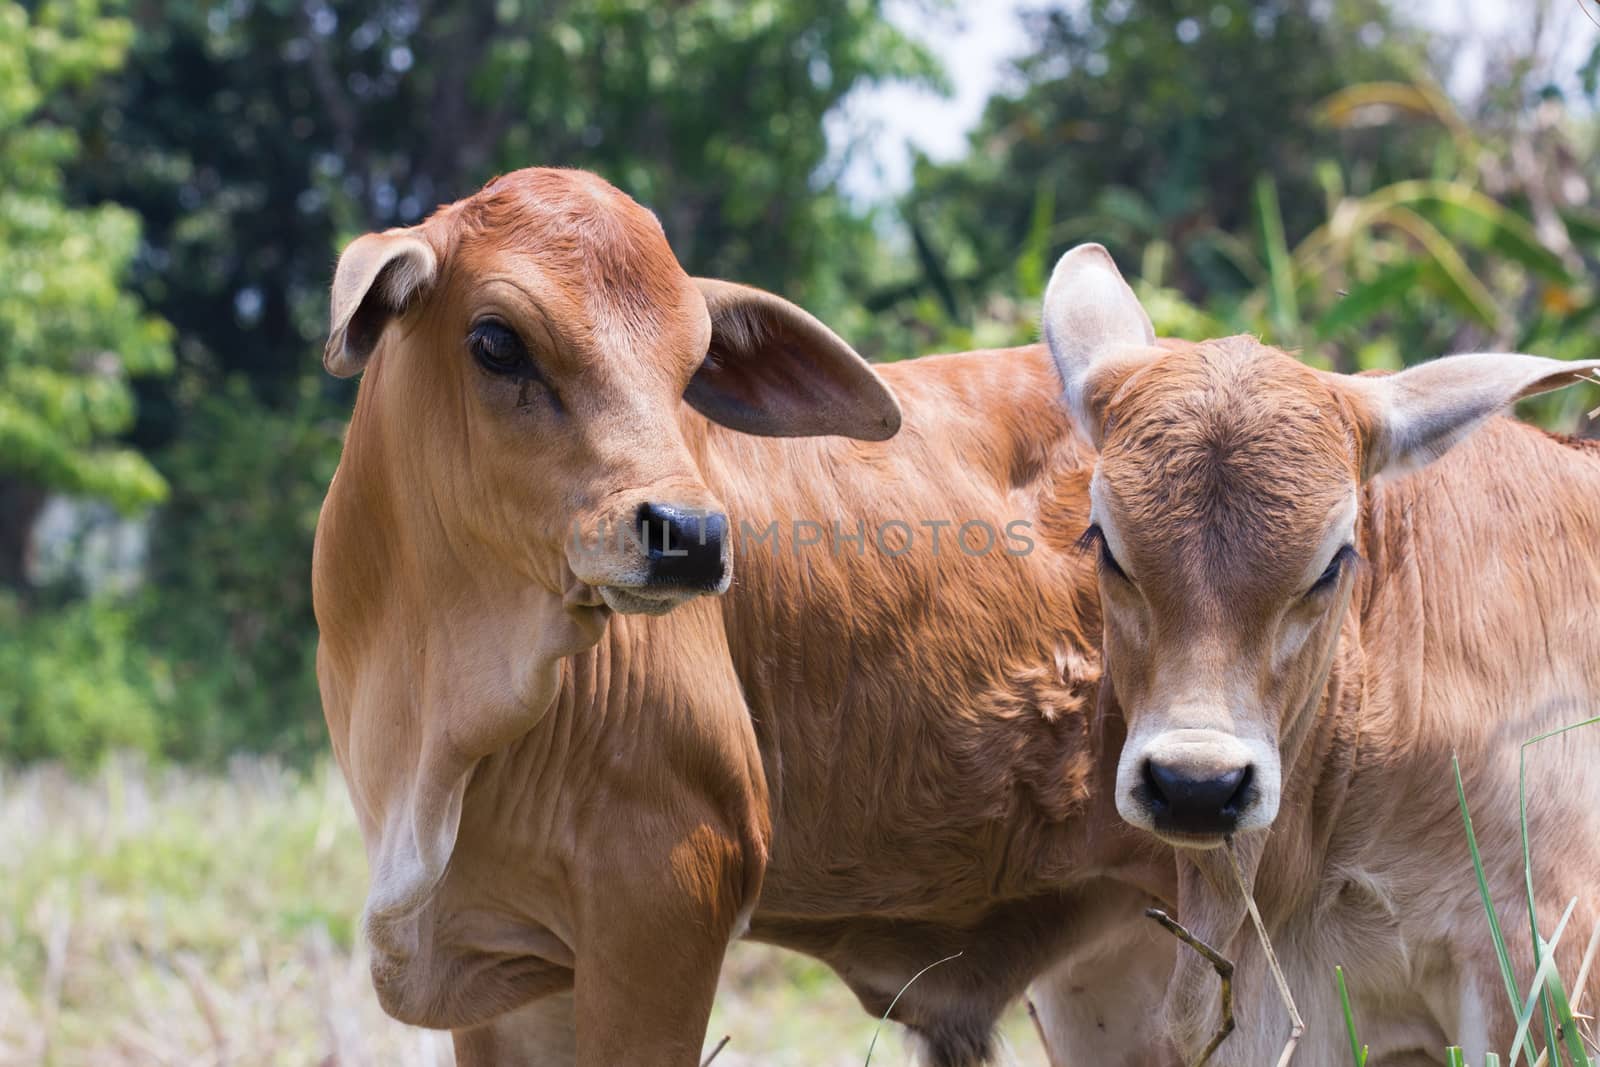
{"left": 1116, "top": 728, "right": 1280, "bottom": 848}
{"left": 581, "top": 501, "right": 732, "bottom": 615}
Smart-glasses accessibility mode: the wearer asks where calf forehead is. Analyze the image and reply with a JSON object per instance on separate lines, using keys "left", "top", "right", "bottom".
{"left": 434, "top": 168, "right": 704, "bottom": 358}
{"left": 1099, "top": 337, "right": 1355, "bottom": 595}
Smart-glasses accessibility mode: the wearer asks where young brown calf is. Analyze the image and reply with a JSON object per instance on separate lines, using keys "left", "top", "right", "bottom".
{"left": 314, "top": 170, "right": 1175, "bottom": 1066}
{"left": 1038, "top": 243, "right": 1600, "bottom": 1064}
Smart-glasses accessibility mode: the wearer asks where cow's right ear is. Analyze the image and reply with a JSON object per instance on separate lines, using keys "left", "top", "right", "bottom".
{"left": 324, "top": 230, "right": 437, "bottom": 378}
{"left": 1040, "top": 243, "right": 1159, "bottom": 447}
{"left": 687, "top": 279, "right": 902, "bottom": 441}
{"left": 1333, "top": 353, "right": 1600, "bottom": 480}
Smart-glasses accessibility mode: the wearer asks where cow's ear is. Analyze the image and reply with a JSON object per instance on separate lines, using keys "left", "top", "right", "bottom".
{"left": 1040, "top": 243, "right": 1158, "bottom": 447}
{"left": 1336, "top": 354, "right": 1600, "bottom": 480}
{"left": 324, "top": 229, "right": 437, "bottom": 378}
{"left": 687, "top": 279, "right": 901, "bottom": 441}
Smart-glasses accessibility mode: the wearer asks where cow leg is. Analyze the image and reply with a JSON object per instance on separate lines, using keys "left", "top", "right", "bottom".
{"left": 453, "top": 991, "right": 577, "bottom": 1066}
{"left": 570, "top": 822, "right": 757, "bottom": 1067}
{"left": 570, "top": 899, "right": 735, "bottom": 1066}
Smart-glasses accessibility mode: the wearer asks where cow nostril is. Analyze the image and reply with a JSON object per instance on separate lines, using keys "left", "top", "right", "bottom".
{"left": 1222, "top": 763, "right": 1254, "bottom": 816}
{"left": 1140, "top": 758, "right": 1169, "bottom": 813}
{"left": 634, "top": 502, "right": 729, "bottom": 590}
{"left": 1141, "top": 758, "right": 1254, "bottom": 837}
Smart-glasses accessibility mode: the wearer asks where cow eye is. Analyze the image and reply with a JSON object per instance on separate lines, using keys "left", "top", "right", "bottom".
{"left": 1308, "top": 545, "right": 1356, "bottom": 596}
{"left": 468, "top": 320, "right": 533, "bottom": 376}
{"left": 1077, "top": 523, "right": 1130, "bottom": 583}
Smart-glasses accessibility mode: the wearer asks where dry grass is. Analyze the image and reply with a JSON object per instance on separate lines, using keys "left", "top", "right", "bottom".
{"left": 0, "top": 758, "right": 1047, "bottom": 1067}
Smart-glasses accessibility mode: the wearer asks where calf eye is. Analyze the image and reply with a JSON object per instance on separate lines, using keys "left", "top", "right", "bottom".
{"left": 1077, "top": 523, "right": 1131, "bottom": 583}
{"left": 1309, "top": 544, "right": 1357, "bottom": 595}
{"left": 468, "top": 320, "right": 534, "bottom": 376}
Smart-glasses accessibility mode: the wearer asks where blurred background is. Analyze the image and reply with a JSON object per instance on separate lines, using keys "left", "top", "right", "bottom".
{"left": 1, "top": 0, "right": 1597, "bottom": 1063}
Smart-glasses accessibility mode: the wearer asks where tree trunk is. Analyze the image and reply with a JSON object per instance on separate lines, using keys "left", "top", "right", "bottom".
{"left": 0, "top": 478, "right": 46, "bottom": 592}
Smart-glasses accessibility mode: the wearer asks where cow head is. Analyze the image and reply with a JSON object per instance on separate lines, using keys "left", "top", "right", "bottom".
{"left": 323, "top": 168, "right": 898, "bottom": 617}
{"left": 1042, "top": 243, "right": 1599, "bottom": 850}
{"left": 313, "top": 168, "right": 898, "bottom": 1014}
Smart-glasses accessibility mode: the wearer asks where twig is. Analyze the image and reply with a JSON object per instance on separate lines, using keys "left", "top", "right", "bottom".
{"left": 1027, "top": 998, "right": 1063, "bottom": 1067}
{"left": 863, "top": 951, "right": 964, "bottom": 1066}
{"left": 174, "top": 953, "right": 229, "bottom": 1064}
{"left": 1147, "top": 907, "right": 1236, "bottom": 1066}
{"left": 1225, "top": 838, "right": 1304, "bottom": 1067}
{"left": 1573, "top": 917, "right": 1600, "bottom": 1012}
{"left": 700, "top": 1034, "right": 730, "bottom": 1066}
{"left": 1577, "top": 0, "right": 1600, "bottom": 34}
{"left": 37, "top": 894, "right": 73, "bottom": 1066}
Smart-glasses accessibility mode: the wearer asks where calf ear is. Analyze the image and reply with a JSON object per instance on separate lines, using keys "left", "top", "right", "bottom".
{"left": 1040, "top": 243, "right": 1157, "bottom": 446}
{"left": 1339, "top": 354, "right": 1600, "bottom": 480}
{"left": 325, "top": 229, "right": 437, "bottom": 378}
{"left": 688, "top": 279, "right": 901, "bottom": 441}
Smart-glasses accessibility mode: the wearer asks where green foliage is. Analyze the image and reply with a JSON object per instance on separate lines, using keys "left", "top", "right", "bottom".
{"left": 0, "top": 592, "right": 170, "bottom": 768}
{"left": 1336, "top": 965, "right": 1368, "bottom": 1067}
{"left": 889, "top": 0, "right": 1432, "bottom": 324}
{"left": 137, "top": 380, "right": 346, "bottom": 762}
{"left": 0, "top": 0, "right": 171, "bottom": 508}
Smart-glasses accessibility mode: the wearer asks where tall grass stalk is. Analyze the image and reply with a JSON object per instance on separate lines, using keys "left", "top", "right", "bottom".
{"left": 1519, "top": 717, "right": 1600, "bottom": 1067}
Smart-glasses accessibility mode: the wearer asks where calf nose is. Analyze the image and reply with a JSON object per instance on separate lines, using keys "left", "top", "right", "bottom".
{"left": 1142, "top": 759, "right": 1254, "bottom": 837}
{"left": 636, "top": 503, "right": 729, "bottom": 590}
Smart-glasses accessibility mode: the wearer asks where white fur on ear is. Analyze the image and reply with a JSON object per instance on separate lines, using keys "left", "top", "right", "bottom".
{"left": 1348, "top": 353, "right": 1600, "bottom": 479}
{"left": 1040, "top": 244, "right": 1156, "bottom": 443}
{"left": 325, "top": 230, "right": 437, "bottom": 378}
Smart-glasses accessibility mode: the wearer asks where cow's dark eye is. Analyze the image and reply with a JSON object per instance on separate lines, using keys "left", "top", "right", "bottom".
{"left": 468, "top": 320, "right": 532, "bottom": 376}
{"left": 1309, "top": 545, "right": 1356, "bottom": 595}
{"left": 1077, "top": 523, "right": 1130, "bottom": 583}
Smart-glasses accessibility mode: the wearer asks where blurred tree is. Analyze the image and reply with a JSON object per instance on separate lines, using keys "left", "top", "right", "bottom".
{"left": 883, "top": 0, "right": 1438, "bottom": 329}
{"left": 0, "top": 0, "right": 172, "bottom": 589}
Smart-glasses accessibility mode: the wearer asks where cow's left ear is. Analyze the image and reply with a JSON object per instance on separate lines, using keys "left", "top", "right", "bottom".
{"left": 1334, "top": 354, "right": 1600, "bottom": 480}
{"left": 1040, "top": 243, "right": 1159, "bottom": 447}
{"left": 324, "top": 228, "right": 438, "bottom": 378}
{"left": 687, "top": 279, "right": 901, "bottom": 441}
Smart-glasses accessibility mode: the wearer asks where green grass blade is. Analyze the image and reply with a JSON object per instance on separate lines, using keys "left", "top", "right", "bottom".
{"left": 1510, "top": 898, "right": 1577, "bottom": 1067}
{"left": 1538, "top": 956, "right": 1589, "bottom": 1067}
{"left": 1518, "top": 717, "right": 1600, "bottom": 1067}
{"left": 862, "top": 952, "right": 962, "bottom": 1066}
{"left": 1447, "top": 1048, "right": 1466, "bottom": 1067}
{"left": 1336, "top": 966, "right": 1369, "bottom": 1067}
{"left": 1486, "top": 1055, "right": 1502, "bottom": 1067}
{"left": 1254, "top": 175, "right": 1300, "bottom": 344}
{"left": 1454, "top": 754, "right": 1522, "bottom": 1015}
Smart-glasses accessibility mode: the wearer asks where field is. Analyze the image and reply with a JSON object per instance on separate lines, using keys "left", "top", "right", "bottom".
{"left": 0, "top": 759, "right": 1047, "bottom": 1067}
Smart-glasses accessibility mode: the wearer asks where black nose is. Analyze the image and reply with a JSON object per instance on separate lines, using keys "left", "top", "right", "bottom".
{"left": 1141, "top": 759, "right": 1254, "bottom": 836}
{"left": 636, "top": 503, "right": 728, "bottom": 590}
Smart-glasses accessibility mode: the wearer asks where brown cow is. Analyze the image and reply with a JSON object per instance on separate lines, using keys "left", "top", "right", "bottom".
{"left": 314, "top": 169, "right": 1173, "bottom": 1066}
{"left": 1037, "top": 243, "right": 1600, "bottom": 1064}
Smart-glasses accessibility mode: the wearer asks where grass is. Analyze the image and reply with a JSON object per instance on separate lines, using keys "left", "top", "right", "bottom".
{"left": 9, "top": 739, "right": 1593, "bottom": 1066}
{"left": 1332, "top": 737, "right": 1600, "bottom": 1067}
{"left": 0, "top": 757, "right": 1048, "bottom": 1067}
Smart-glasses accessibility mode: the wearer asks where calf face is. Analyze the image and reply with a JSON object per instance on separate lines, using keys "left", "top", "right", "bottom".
{"left": 1041, "top": 244, "right": 1598, "bottom": 848}
{"left": 324, "top": 168, "right": 899, "bottom": 617}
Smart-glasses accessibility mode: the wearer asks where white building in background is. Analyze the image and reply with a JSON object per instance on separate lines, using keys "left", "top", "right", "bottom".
{"left": 29, "top": 498, "right": 149, "bottom": 595}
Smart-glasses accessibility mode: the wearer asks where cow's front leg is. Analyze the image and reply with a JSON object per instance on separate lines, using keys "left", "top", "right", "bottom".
{"left": 571, "top": 817, "right": 760, "bottom": 1067}
{"left": 453, "top": 991, "right": 576, "bottom": 1067}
